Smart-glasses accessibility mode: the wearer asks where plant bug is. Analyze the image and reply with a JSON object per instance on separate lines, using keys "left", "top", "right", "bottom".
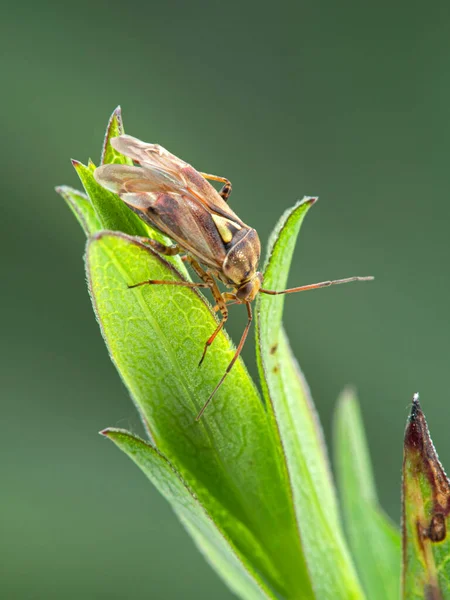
{"left": 94, "top": 135, "right": 373, "bottom": 421}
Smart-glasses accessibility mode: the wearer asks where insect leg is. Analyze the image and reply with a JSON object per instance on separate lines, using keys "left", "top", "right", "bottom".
{"left": 260, "top": 276, "right": 374, "bottom": 295}
{"left": 195, "top": 302, "right": 253, "bottom": 421}
{"left": 128, "top": 279, "right": 211, "bottom": 290}
{"left": 198, "top": 313, "right": 228, "bottom": 367}
{"left": 128, "top": 253, "right": 216, "bottom": 303}
{"left": 200, "top": 172, "right": 232, "bottom": 202}
{"left": 186, "top": 258, "right": 230, "bottom": 365}
{"left": 138, "top": 238, "right": 182, "bottom": 256}
{"left": 185, "top": 257, "right": 214, "bottom": 283}
{"left": 198, "top": 285, "right": 230, "bottom": 365}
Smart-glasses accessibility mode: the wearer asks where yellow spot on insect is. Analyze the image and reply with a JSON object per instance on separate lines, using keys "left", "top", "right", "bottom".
{"left": 212, "top": 214, "right": 240, "bottom": 244}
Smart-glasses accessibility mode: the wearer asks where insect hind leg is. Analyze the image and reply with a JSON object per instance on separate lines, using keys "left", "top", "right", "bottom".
{"left": 200, "top": 172, "right": 232, "bottom": 202}
{"left": 128, "top": 279, "right": 211, "bottom": 290}
{"left": 138, "top": 237, "right": 182, "bottom": 256}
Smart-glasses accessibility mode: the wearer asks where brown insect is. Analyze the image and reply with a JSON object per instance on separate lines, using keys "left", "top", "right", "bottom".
{"left": 94, "top": 135, "right": 373, "bottom": 420}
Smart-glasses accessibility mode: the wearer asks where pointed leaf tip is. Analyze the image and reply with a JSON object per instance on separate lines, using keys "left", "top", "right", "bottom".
{"left": 410, "top": 392, "right": 421, "bottom": 416}
{"left": 99, "top": 427, "right": 131, "bottom": 438}
{"left": 404, "top": 393, "right": 450, "bottom": 505}
{"left": 101, "top": 106, "right": 130, "bottom": 166}
{"left": 402, "top": 394, "right": 450, "bottom": 599}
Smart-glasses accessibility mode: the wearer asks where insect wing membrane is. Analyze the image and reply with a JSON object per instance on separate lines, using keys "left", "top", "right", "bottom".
{"left": 95, "top": 163, "right": 179, "bottom": 194}
{"left": 111, "top": 135, "right": 244, "bottom": 225}
{"left": 95, "top": 161, "right": 230, "bottom": 267}
{"left": 124, "top": 190, "right": 229, "bottom": 269}
{"left": 111, "top": 135, "right": 187, "bottom": 182}
{"left": 96, "top": 136, "right": 254, "bottom": 271}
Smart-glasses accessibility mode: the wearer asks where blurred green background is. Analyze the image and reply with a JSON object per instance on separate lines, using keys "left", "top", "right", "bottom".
{"left": 2, "top": 0, "right": 450, "bottom": 598}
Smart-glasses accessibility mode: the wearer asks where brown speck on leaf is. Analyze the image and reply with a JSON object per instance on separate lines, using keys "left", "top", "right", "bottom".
{"left": 424, "top": 584, "right": 443, "bottom": 600}
{"left": 273, "top": 365, "right": 279, "bottom": 374}
{"left": 428, "top": 513, "right": 446, "bottom": 543}
{"left": 416, "top": 520, "right": 427, "bottom": 553}
{"left": 270, "top": 343, "right": 278, "bottom": 355}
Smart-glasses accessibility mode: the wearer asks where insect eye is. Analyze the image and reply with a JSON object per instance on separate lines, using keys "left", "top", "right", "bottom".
{"left": 236, "top": 281, "right": 253, "bottom": 300}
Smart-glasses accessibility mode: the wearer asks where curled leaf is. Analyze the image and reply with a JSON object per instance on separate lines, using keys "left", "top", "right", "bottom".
{"left": 72, "top": 159, "right": 148, "bottom": 238}
{"left": 402, "top": 393, "right": 450, "bottom": 599}
{"left": 55, "top": 185, "right": 101, "bottom": 235}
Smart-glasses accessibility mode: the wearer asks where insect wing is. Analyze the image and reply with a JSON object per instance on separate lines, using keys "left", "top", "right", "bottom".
{"left": 124, "top": 190, "right": 228, "bottom": 269}
{"left": 94, "top": 163, "right": 228, "bottom": 268}
{"left": 110, "top": 136, "right": 187, "bottom": 182}
{"left": 110, "top": 135, "right": 244, "bottom": 225}
{"left": 94, "top": 163, "right": 179, "bottom": 194}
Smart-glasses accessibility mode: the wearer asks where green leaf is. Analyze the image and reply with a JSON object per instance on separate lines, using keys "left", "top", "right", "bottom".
{"left": 100, "top": 106, "right": 133, "bottom": 166}
{"left": 55, "top": 185, "right": 102, "bottom": 235}
{"left": 71, "top": 108, "right": 146, "bottom": 237}
{"left": 87, "top": 231, "right": 314, "bottom": 598}
{"left": 334, "top": 388, "right": 401, "bottom": 600}
{"left": 70, "top": 108, "right": 188, "bottom": 276}
{"left": 72, "top": 159, "right": 149, "bottom": 238}
{"left": 255, "top": 198, "right": 365, "bottom": 600}
{"left": 102, "top": 428, "right": 277, "bottom": 600}
{"left": 402, "top": 394, "right": 450, "bottom": 599}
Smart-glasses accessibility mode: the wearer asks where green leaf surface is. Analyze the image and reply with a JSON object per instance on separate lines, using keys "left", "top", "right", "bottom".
{"left": 72, "top": 159, "right": 149, "bottom": 237}
{"left": 334, "top": 389, "right": 401, "bottom": 600}
{"left": 70, "top": 107, "right": 146, "bottom": 237}
{"left": 55, "top": 185, "right": 102, "bottom": 235}
{"left": 255, "top": 198, "right": 365, "bottom": 600}
{"left": 102, "top": 428, "right": 276, "bottom": 600}
{"left": 70, "top": 108, "right": 188, "bottom": 277}
{"left": 87, "top": 230, "right": 314, "bottom": 598}
{"left": 100, "top": 105, "right": 133, "bottom": 166}
{"left": 402, "top": 394, "right": 450, "bottom": 600}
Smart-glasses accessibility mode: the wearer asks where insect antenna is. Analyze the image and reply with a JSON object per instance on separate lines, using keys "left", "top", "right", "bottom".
{"left": 260, "top": 275, "right": 373, "bottom": 295}
{"left": 195, "top": 302, "right": 253, "bottom": 421}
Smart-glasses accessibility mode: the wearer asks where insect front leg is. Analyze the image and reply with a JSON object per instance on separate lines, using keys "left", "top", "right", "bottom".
{"left": 186, "top": 258, "right": 229, "bottom": 366}
{"left": 198, "top": 287, "right": 229, "bottom": 367}
{"left": 195, "top": 302, "right": 253, "bottom": 421}
{"left": 200, "top": 172, "right": 232, "bottom": 202}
